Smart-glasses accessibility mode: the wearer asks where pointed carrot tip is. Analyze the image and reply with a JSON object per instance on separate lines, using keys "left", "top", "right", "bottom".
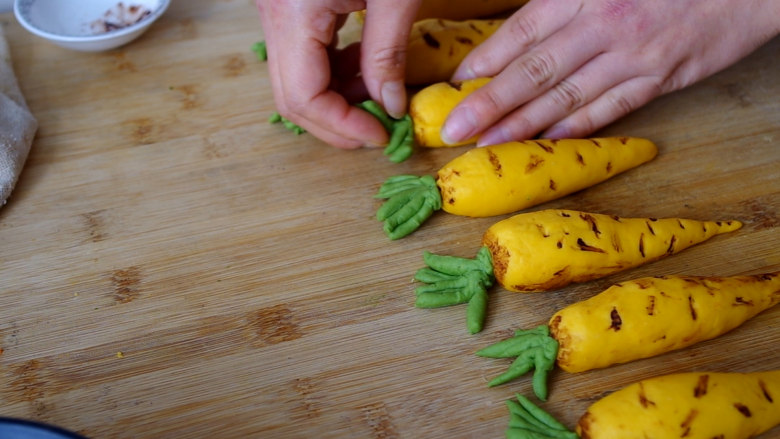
{"left": 715, "top": 219, "right": 743, "bottom": 233}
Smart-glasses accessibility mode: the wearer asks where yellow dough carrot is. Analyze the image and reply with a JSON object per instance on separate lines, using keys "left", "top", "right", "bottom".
{"left": 405, "top": 19, "right": 504, "bottom": 85}
{"left": 504, "top": 370, "right": 780, "bottom": 439}
{"left": 477, "top": 272, "right": 779, "bottom": 400}
{"left": 375, "top": 137, "right": 657, "bottom": 239}
{"left": 414, "top": 209, "right": 741, "bottom": 333}
{"left": 484, "top": 210, "right": 742, "bottom": 292}
{"left": 410, "top": 77, "right": 491, "bottom": 147}
{"left": 414, "top": 0, "right": 528, "bottom": 20}
{"left": 354, "top": 0, "right": 528, "bottom": 23}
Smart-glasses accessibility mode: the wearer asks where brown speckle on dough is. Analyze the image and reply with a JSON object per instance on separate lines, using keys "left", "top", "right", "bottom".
{"left": 577, "top": 238, "right": 605, "bottom": 253}
{"left": 422, "top": 32, "right": 440, "bottom": 49}
{"left": 609, "top": 307, "right": 622, "bottom": 331}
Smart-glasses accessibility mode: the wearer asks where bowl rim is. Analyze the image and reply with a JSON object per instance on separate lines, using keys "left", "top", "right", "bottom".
{"left": 13, "top": 0, "right": 171, "bottom": 43}
{"left": 0, "top": 416, "right": 88, "bottom": 438}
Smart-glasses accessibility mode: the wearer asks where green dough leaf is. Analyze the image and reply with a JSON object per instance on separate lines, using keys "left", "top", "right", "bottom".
{"left": 414, "top": 247, "right": 494, "bottom": 334}
{"left": 505, "top": 394, "right": 578, "bottom": 439}
{"left": 476, "top": 325, "right": 559, "bottom": 400}
{"left": 357, "top": 100, "right": 414, "bottom": 163}
{"left": 375, "top": 175, "right": 442, "bottom": 240}
{"left": 269, "top": 112, "right": 305, "bottom": 135}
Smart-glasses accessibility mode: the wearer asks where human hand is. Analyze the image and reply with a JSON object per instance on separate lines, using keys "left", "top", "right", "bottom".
{"left": 256, "top": 0, "right": 420, "bottom": 149}
{"left": 442, "top": 0, "right": 780, "bottom": 146}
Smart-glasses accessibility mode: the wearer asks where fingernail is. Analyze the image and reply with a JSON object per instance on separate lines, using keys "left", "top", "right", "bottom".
{"left": 477, "top": 126, "right": 511, "bottom": 147}
{"left": 452, "top": 64, "right": 475, "bottom": 81}
{"left": 441, "top": 106, "right": 478, "bottom": 145}
{"left": 542, "top": 125, "right": 569, "bottom": 139}
{"left": 381, "top": 81, "right": 406, "bottom": 119}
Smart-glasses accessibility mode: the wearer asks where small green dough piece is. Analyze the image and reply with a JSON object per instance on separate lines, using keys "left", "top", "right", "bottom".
{"left": 252, "top": 40, "right": 268, "bottom": 61}
{"left": 476, "top": 325, "right": 559, "bottom": 400}
{"left": 466, "top": 289, "right": 489, "bottom": 335}
{"left": 269, "top": 112, "right": 306, "bottom": 135}
{"left": 422, "top": 248, "right": 493, "bottom": 276}
{"left": 375, "top": 175, "right": 442, "bottom": 240}
{"left": 414, "top": 247, "right": 494, "bottom": 334}
{"left": 357, "top": 100, "right": 414, "bottom": 163}
{"left": 505, "top": 395, "right": 579, "bottom": 439}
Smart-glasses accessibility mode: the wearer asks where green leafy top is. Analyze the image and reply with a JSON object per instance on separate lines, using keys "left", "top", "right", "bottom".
{"left": 414, "top": 247, "right": 494, "bottom": 334}
{"left": 505, "top": 394, "right": 579, "bottom": 439}
{"left": 476, "top": 325, "right": 559, "bottom": 400}
{"left": 375, "top": 175, "right": 442, "bottom": 240}
{"left": 357, "top": 100, "right": 414, "bottom": 163}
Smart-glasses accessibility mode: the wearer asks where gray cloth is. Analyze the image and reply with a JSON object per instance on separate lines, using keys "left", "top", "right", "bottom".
{"left": 0, "top": 24, "right": 37, "bottom": 207}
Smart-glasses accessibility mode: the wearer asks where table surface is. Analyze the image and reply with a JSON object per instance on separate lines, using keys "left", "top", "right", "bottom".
{"left": 1, "top": 1, "right": 779, "bottom": 438}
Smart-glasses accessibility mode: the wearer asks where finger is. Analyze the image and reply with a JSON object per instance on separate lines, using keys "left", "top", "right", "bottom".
{"left": 541, "top": 75, "right": 664, "bottom": 139}
{"left": 361, "top": 0, "right": 421, "bottom": 118}
{"left": 256, "top": 0, "right": 285, "bottom": 104}
{"left": 452, "top": 0, "right": 582, "bottom": 80}
{"left": 442, "top": 20, "right": 605, "bottom": 144}
{"left": 264, "top": 3, "right": 388, "bottom": 148}
{"left": 289, "top": 89, "right": 393, "bottom": 149}
{"left": 280, "top": 41, "right": 387, "bottom": 148}
{"left": 476, "top": 52, "right": 634, "bottom": 144}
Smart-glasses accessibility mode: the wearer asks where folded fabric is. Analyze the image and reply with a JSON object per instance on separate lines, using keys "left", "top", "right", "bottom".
{"left": 0, "top": 24, "right": 37, "bottom": 207}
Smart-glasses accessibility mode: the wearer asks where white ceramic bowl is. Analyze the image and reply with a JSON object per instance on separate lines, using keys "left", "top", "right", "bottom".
{"left": 14, "top": 0, "right": 170, "bottom": 52}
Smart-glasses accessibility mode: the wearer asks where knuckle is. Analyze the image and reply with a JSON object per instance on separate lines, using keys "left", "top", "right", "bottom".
{"left": 369, "top": 44, "right": 407, "bottom": 71}
{"left": 550, "top": 79, "right": 585, "bottom": 111}
{"left": 506, "top": 15, "right": 538, "bottom": 50}
{"left": 647, "top": 77, "right": 666, "bottom": 97}
{"left": 477, "top": 86, "right": 508, "bottom": 114}
{"left": 517, "top": 53, "right": 556, "bottom": 88}
{"left": 608, "top": 93, "right": 636, "bottom": 118}
{"left": 575, "top": 114, "right": 597, "bottom": 137}
{"left": 598, "top": 0, "right": 639, "bottom": 24}
{"left": 281, "top": 98, "right": 307, "bottom": 118}
{"left": 503, "top": 113, "right": 536, "bottom": 139}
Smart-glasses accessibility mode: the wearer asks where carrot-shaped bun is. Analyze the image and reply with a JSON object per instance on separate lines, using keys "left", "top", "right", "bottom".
{"left": 410, "top": 77, "right": 491, "bottom": 147}
{"left": 376, "top": 138, "right": 657, "bottom": 240}
{"left": 413, "top": 0, "right": 528, "bottom": 21}
{"left": 483, "top": 210, "right": 742, "bottom": 292}
{"left": 437, "top": 137, "right": 657, "bottom": 217}
{"left": 354, "top": 0, "right": 528, "bottom": 24}
{"left": 505, "top": 371, "right": 780, "bottom": 439}
{"left": 477, "top": 273, "right": 779, "bottom": 401}
{"left": 405, "top": 19, "right": 504, "bottom": 86}
{"left": 553, "top": 272, "right": 780, "bottom": 373}
{"left": 415, "top": 211, "right": 741, "bottom": 335}
{"left": 577, "top": 371, "right": 780, "bottom": 439}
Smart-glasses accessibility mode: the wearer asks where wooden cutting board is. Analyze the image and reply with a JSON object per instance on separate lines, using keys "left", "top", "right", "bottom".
{"left": 1, "top": 1, "right": 778, "bottom": 437}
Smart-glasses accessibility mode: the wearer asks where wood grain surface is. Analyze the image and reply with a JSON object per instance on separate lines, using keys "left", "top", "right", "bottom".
{"left": 1, "top": 1, "right": 779, "bottom": 438}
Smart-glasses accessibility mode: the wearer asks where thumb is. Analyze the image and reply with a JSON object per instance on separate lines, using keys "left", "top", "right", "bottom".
{"left": 361, "top": 0, "right": 420, "bottom": 118}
